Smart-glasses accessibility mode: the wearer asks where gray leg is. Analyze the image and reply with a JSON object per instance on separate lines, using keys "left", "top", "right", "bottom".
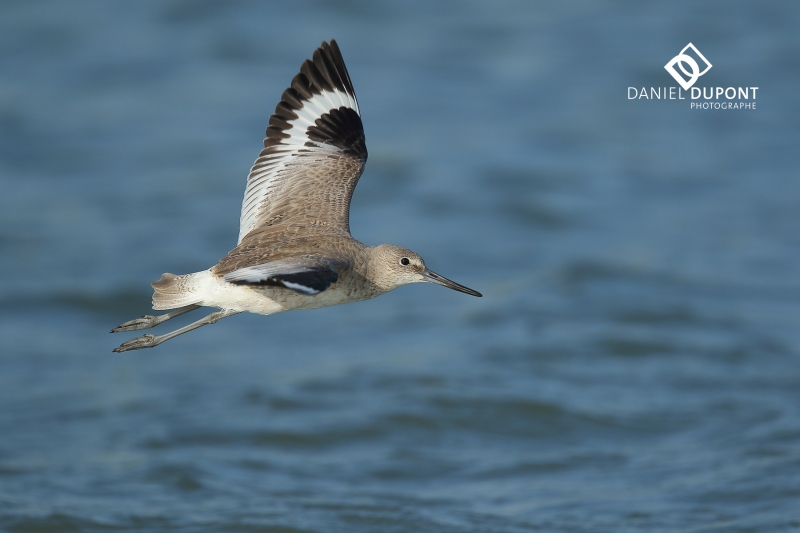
{"left": 111, "top": 304, "right": 202, "bottom": 333}
{"left": 113, "top": 309, "right": 240, "bottom": 352}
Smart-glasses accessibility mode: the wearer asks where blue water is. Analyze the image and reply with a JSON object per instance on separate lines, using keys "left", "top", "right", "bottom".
{"left": 2, "top": 1, "right": 799, "bottom": 531}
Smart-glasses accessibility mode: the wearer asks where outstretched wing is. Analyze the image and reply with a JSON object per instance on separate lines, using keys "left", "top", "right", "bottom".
{"left": 223, "top": 257, "right": 341, "bottom": 295}
{"left": 238, "top": 40, "right": 367, "bottom": 244}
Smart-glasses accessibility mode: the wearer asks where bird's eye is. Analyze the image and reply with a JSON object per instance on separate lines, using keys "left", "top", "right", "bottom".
{"left": 400, "top": 257, "right": 410, "bottom": 266}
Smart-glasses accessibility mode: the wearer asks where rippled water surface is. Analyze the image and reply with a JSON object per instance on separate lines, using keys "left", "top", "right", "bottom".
{"left": 1, "top": 1, "right": 799, "bottom": 531}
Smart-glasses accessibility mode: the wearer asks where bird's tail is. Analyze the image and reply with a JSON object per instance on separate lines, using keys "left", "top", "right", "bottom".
{"left": 151, "top": 271, "right": 206, "bottom": 310}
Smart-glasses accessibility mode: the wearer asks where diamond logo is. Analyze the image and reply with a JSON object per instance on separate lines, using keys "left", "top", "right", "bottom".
{"left": 664, "top": 43, "right": 712, "bottom": 90}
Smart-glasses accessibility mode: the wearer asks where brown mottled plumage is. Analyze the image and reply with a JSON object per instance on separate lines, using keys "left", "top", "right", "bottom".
{"left": 112, "top": 40, "right": 480, "bottom": 353}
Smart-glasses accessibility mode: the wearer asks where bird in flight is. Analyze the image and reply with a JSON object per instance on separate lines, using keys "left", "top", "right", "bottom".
{"left": 112, "top": 40, "right": 481, "bottom": 352}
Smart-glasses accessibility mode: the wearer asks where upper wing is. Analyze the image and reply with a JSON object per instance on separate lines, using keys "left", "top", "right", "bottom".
{"left": 223, "top": 256, "right": 341, "bottom": 295}
{"left": 238, "top": 40, "right": 367, "bottom": 244}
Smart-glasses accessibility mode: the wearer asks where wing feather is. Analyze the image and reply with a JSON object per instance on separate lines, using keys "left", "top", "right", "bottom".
{"left": 223, "top": 256, "right": 340, "bottom": 295}
{"left": 237, "top": 40, "right": 367, "bottom": 244}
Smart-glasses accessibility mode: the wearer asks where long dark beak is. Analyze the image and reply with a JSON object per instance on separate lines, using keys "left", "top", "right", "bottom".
{"left": 421, "top": 269, "right": 482, "bottom": 297}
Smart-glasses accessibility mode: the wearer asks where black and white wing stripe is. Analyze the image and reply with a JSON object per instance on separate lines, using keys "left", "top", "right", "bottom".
{"left": 238, "top": 40, "right": 368, "bottom": 244}
{"left": 223, "top": 257, "right": 340, "bottom": 295}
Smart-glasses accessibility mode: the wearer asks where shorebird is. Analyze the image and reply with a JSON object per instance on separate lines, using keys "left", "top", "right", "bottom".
{"left": 112, "top": 40, "right": 481, "bottom": 353}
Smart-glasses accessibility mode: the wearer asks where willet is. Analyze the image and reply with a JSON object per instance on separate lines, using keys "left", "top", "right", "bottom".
{"left": 112, "top": 40, "right": 481, "bottom": 353}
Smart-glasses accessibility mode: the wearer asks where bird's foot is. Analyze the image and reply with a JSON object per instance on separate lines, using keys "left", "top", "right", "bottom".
{"left": 111, "top": 315, "right": 159, "bottom": 333}
{"left": 113, "top": 334, "right": 159, "bottom": 353}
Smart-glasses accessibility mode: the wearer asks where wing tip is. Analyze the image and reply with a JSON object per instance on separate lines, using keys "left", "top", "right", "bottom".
{"left": 262, "top": 39, "right": 360, "bottom": 150}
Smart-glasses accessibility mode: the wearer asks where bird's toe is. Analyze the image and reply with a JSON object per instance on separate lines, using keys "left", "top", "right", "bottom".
{"left": 111, "top": 316, "right": 158, "bottom": 333}
{"left": 113, "top": 334, "right": 158, "bottom": 353}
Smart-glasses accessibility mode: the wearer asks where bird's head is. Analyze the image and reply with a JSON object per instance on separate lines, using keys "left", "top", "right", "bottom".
{"left": 371, "top": 244, "right": 482, "bottom": 297}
